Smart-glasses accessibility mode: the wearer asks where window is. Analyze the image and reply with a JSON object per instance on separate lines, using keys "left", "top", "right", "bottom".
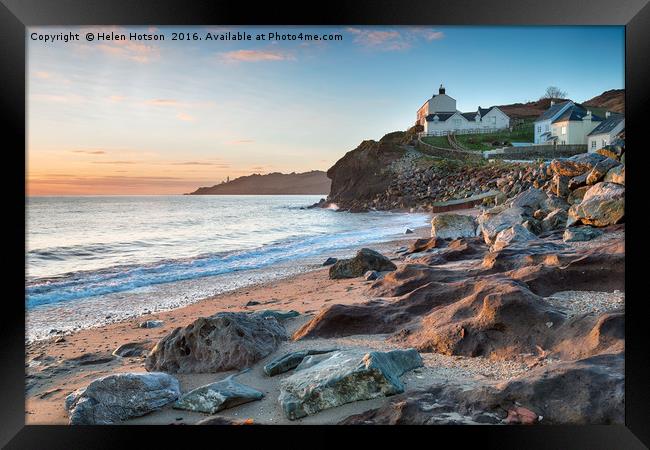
{"left": 545, "top": 124, "right": 549, "bottom": 131}
{"left": 561, "top": 126, "right": 567, "bottom": 135}
{"left": 537, "top": 126, "right": 541, "bottom": 133}
{"left": 591, "top": 140, "right": 596, "bottom": 149}
{"left": 602, "top": 139, "right": 606, "bottom": 147}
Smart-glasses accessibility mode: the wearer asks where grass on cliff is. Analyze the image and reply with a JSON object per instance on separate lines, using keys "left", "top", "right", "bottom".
{"left": 420, "top": 121, "right": 534, "bottom": 151}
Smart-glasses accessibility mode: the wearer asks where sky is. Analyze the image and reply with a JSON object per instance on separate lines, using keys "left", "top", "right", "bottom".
{"left": 27, "top": 26, "right": 624, "bottom": 195}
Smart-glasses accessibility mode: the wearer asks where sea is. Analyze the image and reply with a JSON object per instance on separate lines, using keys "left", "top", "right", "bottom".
{"left": 26, "top": 195, "right": 430, "bottom": 341}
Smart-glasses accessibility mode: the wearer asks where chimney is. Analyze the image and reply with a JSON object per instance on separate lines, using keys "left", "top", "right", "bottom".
{"left": 439, "top": 83, "right": 445, "bottom": 95}
{"left": 550, "top": 100, "right": 555, "bottom": 107}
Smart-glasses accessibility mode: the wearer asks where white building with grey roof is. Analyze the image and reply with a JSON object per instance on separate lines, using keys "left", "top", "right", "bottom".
{"left": 587, "top": 112, "right": 624, "bottom": 152}
{"left": 417, "top": 85, "right": 510, "bottom": 136}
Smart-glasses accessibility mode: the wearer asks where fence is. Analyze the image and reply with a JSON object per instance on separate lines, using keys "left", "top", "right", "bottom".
{"left": 483, "top": 144, "right": 588, "bottom": 160}
{"left": 416, "top": 137, "right": 483, "bottom": 161}
{"left": 418, "top": 127, "right": 506, "bottom": 137}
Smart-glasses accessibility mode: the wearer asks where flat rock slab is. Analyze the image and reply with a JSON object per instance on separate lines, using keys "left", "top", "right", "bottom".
{"left": 279, "top": 348, "right": 423, "bottom": 420}
{"left": 173, "top": 374, "right": 263, "bottom": 414}
{"left": 263, "top": 348, "right": 339, "bottom": 376}
{"left": 431, "top": 214, "right": 477, "bottom": 240}
{"left": 145, "top": 312, "right": 288, "bottom": 374}
{"left": 65, "top": 372, "right": 180, "bottom": 425}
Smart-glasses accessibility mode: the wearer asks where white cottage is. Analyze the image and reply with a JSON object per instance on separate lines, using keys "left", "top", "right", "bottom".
{"left": 587, "top": 112, "right": 624, "bottom": 152}
{"left": 417, "top": 85, "right": 510, "bottom": 135}
{"left": 535, "top": 102, "right": 604, "bottom": 146}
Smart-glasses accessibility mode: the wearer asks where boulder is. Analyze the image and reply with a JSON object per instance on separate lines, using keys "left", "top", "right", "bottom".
{"left": 145, "top": 312, "right": 288, "bottom": 373}
{"left": 431, "top": 214, "right": 477, "bottom": 240}
{"left": 278, "top": 349, "right": 423, "bottom": 420}
{"left": 263, "top": 348, "right": 339, "bottom": 376}
{"left": 322, "top": 257, "right": 338, "bottom": 266}
{"left": 551, "top": 173, "right": 570, "bottom": 198}
{"left": 477, "top": 206, "right": 526, "bottom": 245}
{"left": 492, "top": 224, "right": 537, "bottom": 251}
{"left": 567, "top": 182, "right": 624, "bottom": 227}
{"left": 112, "top": 341, "right": 152, "bottom": 358}
{"left": 603, "top": 165, "right": 624, "bottom": 185}
{"left": 173, "top": 373, "right": 263, "bottom": 414}
{"left": 549, "top": 153, "right": 606, "bottom": 177}
{"left": 540, "top": 194, "right": 570, "bottom": 213}
{"left": 586, "top": 159, "right": 620, "bottom": 185}
{"left": 563, "top": 227, "right": 604, "bottom": 242}
{"left": 510, "top": 188, "right": 548, "bottom": 213}
{"left": 541, "top": 208, "right": 568, "bottom": 232}
{"left": 329, "top": 248, "right": 397, "bottom": 279}
{"left": 567, "top": 186, "right": 590, "bottom": 205}
{"left": 405, "top": 228, "right": 414, "bottom": 234}
{"left": 65, "top": 372, "right": 180, "bottom": 424}
{"left": 568, "top": 172, "right": 588, "bottom": 190}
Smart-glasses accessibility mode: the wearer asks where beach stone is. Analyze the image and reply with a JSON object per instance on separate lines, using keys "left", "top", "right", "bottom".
{"left": 477, "top": 206, "right": 526, "bottom": 245}
{"left": 491, "top": 224, "right": 537, "bottom": 251}
{"left": 322, "top": 257, "right": 338, "bottom": 266}
{"left": 365, "top": 270, "right": 379, "bottom": 281}
{"left": 541, "top": 208, "right": 568, "bottom": 232}
{"left": 604, "top": 165, "right": 624, "bottom": 185}
{"left": 64, "top": 372, "right": 180, "bottom": 424}
{"left": 145, "top": 312, "right": 288, "bottom": 373}
{"left": 112, "top": 340, "right": 152, "bottom": 358}
{"left": 278, "top": 348, "right": 423, "bottom": 420}
{"left": 173, "top": 373, "right": 263, "bottom": 414}
{"left": 263, "top": 348, "right": 339, "bottom": 376}
{"left": 567, "top": 182, "right": 624, "bottom": 227}
{"left": 329, "top": 248, "right": 396, "bottom": 279}
{"left": 245, "top": 300, "right": 261, "bottom": 307}
{"left": 510, "top": 188, "right": 547, "bottom": 213}
{"left": 254, "top": 309, "right": 300, "bottom": 321}
{"left": 563, "top": 227, "right": 604, "bottom": 242}
{"left": 431, "top": 214, "right": 477, "bottom": 240}
{"left": 405, "top": 228, "right": 414, "bottom": 234}
{"left": 139, "top": 320, "right": 163, "bottom": 329}
{"left": 586, "top": 159, "right": 620, "bottom": 185}
{"left": 551, "top": 174, "right": 571, "bottom": 198}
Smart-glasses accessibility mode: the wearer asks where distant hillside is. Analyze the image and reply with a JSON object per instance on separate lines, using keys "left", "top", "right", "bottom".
{"left": 583, "top": 89, "right": 624, "bottom": 114}
{"left": 188, "top": 170, "right": 331, "bottom": 195}
{"left": 497, "top": 89, "right": 624, "bottom": 120}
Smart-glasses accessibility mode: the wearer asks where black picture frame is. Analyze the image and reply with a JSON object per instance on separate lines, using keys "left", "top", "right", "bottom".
{"left": 2, "top": 0, "right": 648, "bottom": 448}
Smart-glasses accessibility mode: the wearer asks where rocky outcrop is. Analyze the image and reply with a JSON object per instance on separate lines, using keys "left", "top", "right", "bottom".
{"left": 340, "top": 352, "right": 623, "bottom": 425}
{"left": 279, "top": 349, "right": 423, "bottom": 420}
{"left": 145, "top": 312, "right": 288, "bottom": 373}
{"left": 431, "top": 214, "right": 477, "bottom": 240}
{"left": 567, "top": 182, "right": 624, "bottom": 227}
{"left": 329, "top": 248, "right": 396, "bottom": 279}
{"left": 65, "top": 372, "right": 180, "bottom": 424}
{"left": 173, "top": 373, "right": 263, "bottom": 414}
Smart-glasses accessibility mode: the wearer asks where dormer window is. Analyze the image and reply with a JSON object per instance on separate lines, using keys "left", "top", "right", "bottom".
{"left": 433, "top": 115, "right": 439, "bottom": 122}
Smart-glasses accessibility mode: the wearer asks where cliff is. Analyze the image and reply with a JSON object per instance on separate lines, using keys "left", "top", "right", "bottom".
{"left": 189, "top": 171, "right": 331, "bottom": 195}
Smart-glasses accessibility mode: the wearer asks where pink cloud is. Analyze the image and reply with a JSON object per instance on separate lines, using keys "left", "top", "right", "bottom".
{"left": 176, "top": 112, "right": 196, "bottom": 122}
{"left": 219, "top": 49, "right": 295, "bottom": 62}
{"left": 346, "top": 27, "right": 445, "bottom": 51}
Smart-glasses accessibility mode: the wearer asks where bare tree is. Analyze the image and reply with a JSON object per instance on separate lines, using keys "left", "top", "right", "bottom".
{"left": 541, "top": 86, "right": 568, "bottom": 100}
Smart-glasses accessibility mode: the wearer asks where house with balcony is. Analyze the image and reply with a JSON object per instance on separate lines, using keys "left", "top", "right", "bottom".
{"left": 417, "top": 84, "right": 510, "bottom": 135}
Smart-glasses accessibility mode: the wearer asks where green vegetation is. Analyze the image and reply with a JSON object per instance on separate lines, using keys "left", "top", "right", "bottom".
{"left": 421, "top": 121, "right": 534, "bottom": 152}
{"left": 455, "top": 122, "right": 534, "bottom": 151}
{"left": 421, "top": 135, "right": 451, "bottom": 149}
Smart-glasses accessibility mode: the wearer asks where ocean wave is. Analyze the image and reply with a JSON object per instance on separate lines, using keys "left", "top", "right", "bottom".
{"left": 26, "top": 213, "right": 428, "bottom": 308}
